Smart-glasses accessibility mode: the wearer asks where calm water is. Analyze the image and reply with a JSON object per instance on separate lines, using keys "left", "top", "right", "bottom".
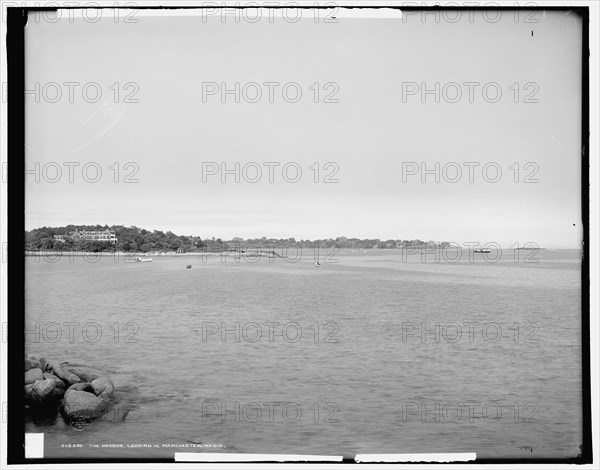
{"left": 25, "top": 249, "right": 583, "bottom": 459}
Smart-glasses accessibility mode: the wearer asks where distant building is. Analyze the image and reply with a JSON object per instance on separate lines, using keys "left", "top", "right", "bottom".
{"left": 54, "top": 229, "right": 118, "bottom": 244}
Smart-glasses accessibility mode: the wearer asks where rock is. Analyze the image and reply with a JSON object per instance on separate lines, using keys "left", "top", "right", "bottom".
{"left": 43, "top": 373, "right": 65, "bottom": 389}
{"left": 67, "top": 383, "right": 95, "bottom": 393}
{"left": 25, "top": 368, "right": 44, "bottom": 384}
{"left": 25, "top": 359, "right": 38, "bottom": 372}
{"left": 61, "top": 390, "right": 110, "bottom": 420}
{"left": 62, "top": 365, "right": 104, "bottom": 382}
{"left": 91, "top": 377, "right": 114, "bottom": 397}
{"left": 49, "top": 362, "right": 81, "bottom": 386}
{"left": 27, "top": 355, "right": 47, "bottom": 371}
{"left": 25, "top": 379, "right": 65, "bottom": 406}
{"left": 98, "top": 390, "right": 115, "bottom": 402}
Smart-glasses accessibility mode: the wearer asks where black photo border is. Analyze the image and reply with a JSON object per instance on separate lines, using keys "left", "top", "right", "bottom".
{"left": 5, "top": 4, "right": 592, "bottom": 465}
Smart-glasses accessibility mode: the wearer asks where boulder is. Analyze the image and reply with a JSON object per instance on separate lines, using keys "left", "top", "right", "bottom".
{"left": 98, "top": 390, "right": 115, "bottom": 402}
{"left": 25, "top": 379, "right": 65, "bottom": 406}
{"left": 62, "top": 365, "right": 104, "bottom": 382}
{"left": 26, "top": 355, "right": 47, "bottom": 371}
{"left": 49, "top": 362, "right": 81, "bottom": 387}
{"left": 67, "top": 383, "right": 95, "bottom": 393}
{"left": 91, "top": 377, "right": 114, "bottom": 397}
{"left": 25, "top": 359, "right": 38, "bottom": 372}
{"left": 43, "top": 373, "right": 65, "bottom": 389}
{"left": 61, "top": 390, "right": 110, "bottom": 420}
{"left": 25, "top": 368, "right": 44, "bottom": 385}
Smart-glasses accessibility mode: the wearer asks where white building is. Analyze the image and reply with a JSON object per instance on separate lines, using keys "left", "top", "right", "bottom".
{"left": 54, "top": 229, "right": 118, "bottom": 244}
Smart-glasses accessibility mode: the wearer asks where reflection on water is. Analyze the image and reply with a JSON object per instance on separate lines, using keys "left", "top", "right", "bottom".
{"left": 25, "top": 249, "right": 582, "bottom": 459}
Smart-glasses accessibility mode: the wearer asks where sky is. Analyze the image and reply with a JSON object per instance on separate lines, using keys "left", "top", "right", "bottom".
{"left": 24, "top": 9, "right": 583, "bottom": 248}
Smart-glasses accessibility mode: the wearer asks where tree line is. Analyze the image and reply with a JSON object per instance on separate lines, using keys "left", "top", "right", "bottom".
{"left": 25, "top": 225, "right": 448, "bottom": 253}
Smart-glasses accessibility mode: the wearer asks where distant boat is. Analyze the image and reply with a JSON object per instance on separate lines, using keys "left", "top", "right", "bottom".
{"left": 473, "top": 249, "right": 491, "bottom": 254}
{"left": 315, "top": 262, "right": 321, "bottom": 267}
{"left": 135, "top": 256, "right": 153, "bottom": 262}
{"left": 186, "top": 265, "right": 192, "bottom": 269}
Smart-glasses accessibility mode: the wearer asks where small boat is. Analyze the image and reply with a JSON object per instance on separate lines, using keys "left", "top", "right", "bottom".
{"left": 473, "top": 249, "right": 491, "bottom": 254}
{"left": 186, "top": 265, "right": 192, "bottom": 269}
{"left": 135, "top": 256, "right": 153, "bottom": 262}
{"left": 315, "top": 262, "right": 321, "bottom": 267}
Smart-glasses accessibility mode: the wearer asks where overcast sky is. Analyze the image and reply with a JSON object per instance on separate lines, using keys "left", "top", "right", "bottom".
{"left": 24, "top": 9, "right": 583, "bottom": 248}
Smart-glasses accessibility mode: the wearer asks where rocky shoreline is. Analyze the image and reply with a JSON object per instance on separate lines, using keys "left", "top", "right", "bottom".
{"left": 25, "top": 355, "right": 129, "bottom": 427}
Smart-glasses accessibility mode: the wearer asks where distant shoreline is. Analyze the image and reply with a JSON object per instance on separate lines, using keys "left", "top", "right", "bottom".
{"left": 24, "top": 247, "right": 576, "bottom": 258}
{"left": 24, "top": 250, "right": 255, "bottom": 257}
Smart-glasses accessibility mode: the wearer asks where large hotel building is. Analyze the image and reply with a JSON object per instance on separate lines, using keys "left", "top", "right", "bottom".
{"left": 54, "top": 229, "right": 118, "bottom": 244}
